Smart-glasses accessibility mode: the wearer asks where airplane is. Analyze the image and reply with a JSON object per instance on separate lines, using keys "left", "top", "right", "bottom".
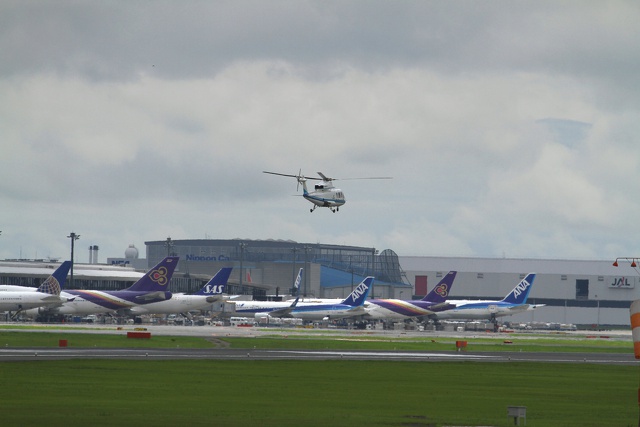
{"left": 0, "top": 261, "right": 72, "bottom": 316}
{"left": 364, "top": 271, "right": 457, "bottom": 320}
{"left": 228, "top": 268, "right": 304, "bottom": 318}
{"left": 129, "top": 267, "right": 233, "bottom": 316}
{"left": 255, "top": 276, "right": 373, "bottom": 320}
{"left": 428, "top": 273, "right": 541, "bottom": 328}
{"left": 263, "top": 170, "right": 391, "bottom": 213}
{"left": 24, "top": 256, "right": 179, "bottom": 317}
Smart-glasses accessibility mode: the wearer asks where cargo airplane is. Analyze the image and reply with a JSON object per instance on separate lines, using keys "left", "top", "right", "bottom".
{"left": 0, "top": 261, "right": 72, "bottom": 316}
{"left": 129, "top": 267, "right": 233, "bottom": 315}
{"left": 24, "top": 256, "right": 178, "bottom": 317}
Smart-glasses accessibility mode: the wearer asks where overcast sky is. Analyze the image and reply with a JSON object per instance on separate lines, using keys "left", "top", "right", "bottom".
{"left": 1, "top": 1, "right": 639, "bottom": 263}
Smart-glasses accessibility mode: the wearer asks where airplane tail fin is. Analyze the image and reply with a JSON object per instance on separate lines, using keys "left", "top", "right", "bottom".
{"left": 36, "top": 261, "right": 72, "bottom": 296}
{"left": 194, "top": 267, "right": 233, "bottom": 295}
{"left": 293, "top": 268, "right": 303, "bottom": 294}
{"left": 341, "top": 277, "right": 374, "bottom": 307}
{"left": 126, "top": 256, "right": 179, "bottom": 292}
{"left": 501, "top": 273, "right": 536, "bottom": 304}
{"left": 421, "top": 271, "right": 456, "bottom": 303}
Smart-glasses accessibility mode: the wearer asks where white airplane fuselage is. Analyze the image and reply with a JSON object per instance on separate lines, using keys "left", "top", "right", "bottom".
{"left": 130, "top": 294, "right": 221, "bottom": 315}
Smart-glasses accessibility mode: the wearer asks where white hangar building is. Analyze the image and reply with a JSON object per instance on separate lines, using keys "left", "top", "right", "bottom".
{"left": 399, "top": 256, "right": 638, "bottom": 326}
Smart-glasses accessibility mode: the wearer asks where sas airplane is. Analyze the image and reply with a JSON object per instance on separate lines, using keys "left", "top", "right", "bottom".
{"left": 24, "top": 256, "right": 178, "bottom": 317}
{"left": 129, "top": 267, "right": 233, "bottom": 315}
{"left": 429, "top": 273, "right": 541, "bottom": 327}
{"left": 0, "top": 261, "right": 72, "bottom": 316}
{"left": 364, "top": 271, "right": 457, "bottom": 320}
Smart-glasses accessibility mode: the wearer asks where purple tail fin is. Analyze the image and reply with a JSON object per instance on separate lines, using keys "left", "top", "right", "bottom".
{"left": 420, "top": 271, "right": 456, "bottom": 303}
{"left": 126, "top": 256, "right": 179, "bottom": 292}
{"left": 194, "top": 267, "right": 233, "bottom": 295}
{"left": 36, "top": 261, "right": 72, "bottom": 295}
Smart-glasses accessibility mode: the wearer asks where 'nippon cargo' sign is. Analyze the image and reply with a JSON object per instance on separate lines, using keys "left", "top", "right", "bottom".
{"left": 186, "top": 254, "right": 230, "bottom": 262}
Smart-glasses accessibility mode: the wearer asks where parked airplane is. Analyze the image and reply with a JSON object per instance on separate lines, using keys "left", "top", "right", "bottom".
{"left": 241, "top": 276, "right": 374, "bottom": 322}
{"left": 428, "top": 273, "right": 540, "bottom": 327}
{"left": 0, "top": 261, "right": 72, "bottom": 315}
{"left": 24, "top": 256, "right": 178, "bottom": 317}
{"left": 364, "top": 271, "right": 457, "bottom": 320}
{"left": 229, "top": 268, "right": 304, "bottom": 318}
{"left": 129, "top": 267, "right": 233, "bottom": 315}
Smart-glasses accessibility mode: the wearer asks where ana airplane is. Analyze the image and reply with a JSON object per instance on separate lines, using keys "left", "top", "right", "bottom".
{"left": 364, "top": 271, "right": 457, "bottom": 320}
{"left": 428, "top": 273, "right": 541, "bottom": 327}
{"left": 129, "top": 267, "right": 233, "bottom": 316}
{"left": 24, "top": 256, "right": 178, "bottom": 317}
{"left": 238, "top": 276, "right": 374, "bottom": 322}
{"left": 0, "top": 261, "right": 72, "bottom": 316}
{"left": 263, "top": 170, "right": 391, "bottom": 213}
{"left": 229, "top": 268, "right": 304, "bottom": 318}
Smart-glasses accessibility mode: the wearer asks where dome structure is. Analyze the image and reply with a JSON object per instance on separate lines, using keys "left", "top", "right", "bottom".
{"left": 124, "top": 244, "right": 139, "bottom": 259}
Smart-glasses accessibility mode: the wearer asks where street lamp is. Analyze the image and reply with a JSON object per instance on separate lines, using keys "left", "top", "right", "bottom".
{"left": 67, "top": 232, "right": 80, "bottom": 288}
{"left": 164, "top": 237, "right": 174, "bottom": 256}
{"left": 239, "top": 242, "right": 247, "bottom": 287}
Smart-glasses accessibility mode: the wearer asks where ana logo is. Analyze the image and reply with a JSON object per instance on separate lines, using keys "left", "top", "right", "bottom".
{"left": 434, "top": 284, "right": 448, "bottom": 297}
{"left": 350, "top": 282, "right": 369, "bottom": 300}
{"left": 204, "top": 284, "right": 224, "bottom": 294}
{"left": 512, "top": 280, "right": 530, "bottom": 298}
{"left": 149, "top": 266, "right": 169, "bottom": 286}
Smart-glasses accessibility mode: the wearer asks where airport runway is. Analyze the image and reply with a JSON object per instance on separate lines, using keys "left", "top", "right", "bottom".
{"left": 0, "top": 347, "right": 635, "bottom": 364}
{"left": 0, "top": 323, "right": 635, "bottom": 364}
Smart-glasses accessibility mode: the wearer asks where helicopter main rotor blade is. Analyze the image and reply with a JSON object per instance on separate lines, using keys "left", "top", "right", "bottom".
{"left": 263, "top": 171, "right": 319, "bottom": 180}
{"left": 333, "top": 177, "right": 393, "bottom": 181}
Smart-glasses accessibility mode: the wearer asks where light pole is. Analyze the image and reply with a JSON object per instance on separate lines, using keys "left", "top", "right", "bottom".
{"left": 239, "top": 242, "right": 247, "bottom": 287}
{"left": 164, "top": 237, "right": 174, "bottom": 256}
{"left": 291, "top": 247, "right": 298, "bottom": 296}
{"left": 302, "top": 245, "right": 311, "bottom": 297}
{"left": 67, "top": 232, "right": 80, "bottom": 288}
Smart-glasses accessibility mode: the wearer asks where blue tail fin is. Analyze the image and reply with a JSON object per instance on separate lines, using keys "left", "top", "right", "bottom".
{"left": 501, "top": 273, "right": 536, "bottom": 304}
{"left": 421, "top": 271, "right": 456, "bottom": 303}
{"left": 341, "top": 277, "right": 373, "bottom": 307}
{"left": 126, "top": 256, "right": 179, "bottom": 292}
{"left": 194, "top": 267, "right": 233, "bottom": 295}
{"left": 36, "top": 261, "right": 72, "bottom": 295}
{"left": 293, "top": 268, "right": 303, "bottom": 293}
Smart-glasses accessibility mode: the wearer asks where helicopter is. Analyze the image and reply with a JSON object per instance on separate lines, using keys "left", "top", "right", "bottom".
{"left": 263, "top": 170, "right": 392, "bottom": 213}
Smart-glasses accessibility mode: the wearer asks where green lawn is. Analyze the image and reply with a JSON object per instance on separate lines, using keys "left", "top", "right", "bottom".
{"left": 0, "top": 359, "right": 637, "bottom": 427}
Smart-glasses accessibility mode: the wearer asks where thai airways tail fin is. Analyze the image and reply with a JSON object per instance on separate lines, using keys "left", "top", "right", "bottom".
{"left": 421, "top": 271, "right": 456, "bottom": 303}
{"left": 36, "top": 261, "right": 72, "bottom": 296}
{"left": 194, "top": 267, "right": 233, "bottom": 295}
{"left": 126, "top": 256, "right": 179, "bottom": 292}
{"left": 341, "top": 276, "right": 374, "bottom": 307}
{"left": 501, "top": 273, "right": 536, "bottom": 305}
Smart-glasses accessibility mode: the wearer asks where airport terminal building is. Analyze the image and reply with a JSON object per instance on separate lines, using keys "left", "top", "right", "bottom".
{"left": 2, "top": 237, "right": 638, "bottom": 326}
{"left": 400, "top": 256, "right": 638, "bottom": 326}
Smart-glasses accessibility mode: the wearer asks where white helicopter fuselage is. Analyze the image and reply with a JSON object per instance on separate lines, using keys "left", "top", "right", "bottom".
{"left": 303, "top": 181, "right": 346, "bottom": 210}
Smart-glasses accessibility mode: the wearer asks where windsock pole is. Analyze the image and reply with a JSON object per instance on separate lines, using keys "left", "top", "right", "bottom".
{"left": 629, "top": 300, "right": 640, "bottom": 427}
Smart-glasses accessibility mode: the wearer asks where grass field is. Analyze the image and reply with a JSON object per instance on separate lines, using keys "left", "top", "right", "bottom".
{"left": 0, "top": 359, "right": 637, "bottom": 426}
{"left": 0, "top": 328, "right": 638, "bottom": 426}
